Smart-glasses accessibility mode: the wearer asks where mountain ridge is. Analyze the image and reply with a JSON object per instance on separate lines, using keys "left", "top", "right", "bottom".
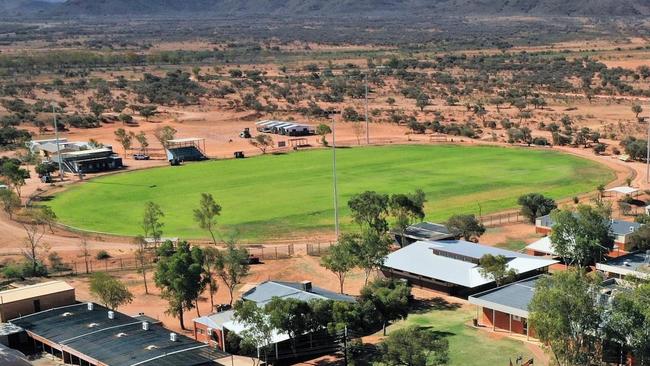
{"left": 4, "top": 0, "right": 650, "bottom": 17}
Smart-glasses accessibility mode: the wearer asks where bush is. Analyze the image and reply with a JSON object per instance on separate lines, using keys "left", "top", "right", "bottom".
{"left": 2, "top": 263, "right": 22, "bottom": 279}
{"left": 2, "top": 260, "right": 48, "bottom": 279}
{"left": 532, "top": 137, "right": 549, "bottom": 146}
{"left": 593, "top": 143, "right": 607, "bottom": 155}
{"left": 96, "top": 250, "right": 111, "bottom": 260}
{"left": 407, "top": 120, "right": 426, "bottom": 134}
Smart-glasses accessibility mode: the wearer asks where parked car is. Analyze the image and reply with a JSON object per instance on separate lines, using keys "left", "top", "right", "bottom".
{"left": 133, "top": 153, "right": 150, "bottom": 160}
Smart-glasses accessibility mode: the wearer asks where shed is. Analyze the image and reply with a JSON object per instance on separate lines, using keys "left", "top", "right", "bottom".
{"left": 0, "top": 281, "right": 75, "bottom": 322}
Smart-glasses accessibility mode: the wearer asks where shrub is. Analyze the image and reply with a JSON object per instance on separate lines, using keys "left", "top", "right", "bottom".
{"left": 96, "top": 250, "right": 111, "bottom": 260}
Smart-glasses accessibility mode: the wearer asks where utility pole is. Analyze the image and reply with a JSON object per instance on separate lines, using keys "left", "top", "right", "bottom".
{"left": 364, "top": 73, "right": 369, "bottom": 145}
{"left": 332, "top": 114, "right": 340, "bottom": 239}
{"left": 646, "top": 109, "right": 649, "bottom": 184}
{"left": 53, "top": 104, "right": 64, "bottom": 182}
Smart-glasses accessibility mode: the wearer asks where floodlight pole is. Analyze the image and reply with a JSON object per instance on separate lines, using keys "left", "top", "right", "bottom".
{"left": 365, "top": 73, "right": 369, "bottom": 145}
{"left": 332, "top": 114, "right": 340, "bottom": 239}
{"left": 53, "top": 104, "right": 64, "bottom": 181}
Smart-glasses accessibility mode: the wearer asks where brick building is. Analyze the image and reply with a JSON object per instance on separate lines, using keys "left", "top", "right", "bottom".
{"left": 468, "top": 276, "right": 538, "bottom": 340}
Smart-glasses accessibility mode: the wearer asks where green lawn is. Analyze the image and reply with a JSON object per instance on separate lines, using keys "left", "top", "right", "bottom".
{"left": 381, "top": 300, "right": 541, "bottom": 365}
{"left": 48, "top": 144, "right": 612, "bottom": 241}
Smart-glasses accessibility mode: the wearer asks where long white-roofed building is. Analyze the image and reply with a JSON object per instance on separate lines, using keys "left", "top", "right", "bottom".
{"left": 381, "top": 240, "right": 558, "bottom": 296}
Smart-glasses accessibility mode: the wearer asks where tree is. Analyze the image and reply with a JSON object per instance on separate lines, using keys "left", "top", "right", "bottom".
{"left": 118, "top": 113, "right": 133, "bottom": 125}
{"left": 478, "top": 254, "right": 517, "bottom": 286}
{"left": 389, "top": 190, "right": 426, "bottom": 247}
{"left": 632, "top": 104, "right": 643, "bottom": 119}
{"left": 445, "top": 214, "right": 485, "bottom": 241}
{"left": 193, "top": 193, "right": 222, "bottom": 244}
{"left": 321, "top": 234, "right": 358, "bottom": 294}
{"left": 21, "top": 208, "right": 48, "bottom": 275}
{"left": 141, "top": 201, "right": 164, "bottom": 246}
{"left": 351, "top": 121, "right": 364, "bottom": 145}
{"left": 202, "top": 247, "right": 220, "bottom": 310}
{"left": 233, "top": 300, "right": 274, "bottom": 365}
{"left": 35, "top": 162, "right": 56, "bottom": 177}
{"left": 355, "top": 230, "right": 392, "bottom": 285}
{"left": 360, "top": 278, "right": 411, "bottom": 335}
{"left": 114, "top": 128, "right": 134, "bottom": 157}
{"left": 249, "top": 134, "right": 273, "bottom": 154}
{"left": 265, "top": 297, "right": 311, "bottom": 354}
{"left": 215, "top": 242, "right": 250, "bottom": 305}
{"left": 0, "top": 189, "right": 20, "bottom": 219}
{"left": 529, "top": 270, "right": 604, "bottom": 366}
{"left": 154, "top": 241, "right": 206, "bottom": 330}
{"left": 134, "top": 132, "right": 149, "bottom": 153}
{"left": 89, "top": 101, "right": 106, "bottom": 118}
{"left": 139, "top": 105, "right": 158, "bottom": 121}
{"left": 628, "top": 225, "right": 650, "bottom": 251}
{"left": 39, "top": 206, "right": 57, "bottom": 233}
{"left": 517, "top": 193, "right": 557, "bottom": 223}
{"left": 603, "top": 281, "right": 650, "bottom": 365}
{"left": 316, "top": 123, "right": 332, "bottom": 146}
{"left": 379, "top": 326, "right": 449, "bottom": 366}
{"left": 415, "top": 93, "right": 430, "bottom": 111}
{"left": 133, "top": 235, "right": 150, "bottom": 294}
{"left": 154, "top": 125, "right": 177, "bottom": 148}
{"left": 1, "top": 161, "right": 29, "bottom": 197}
{"left": 78, "top": 235, "right": 91, "bottom": 275}
{"left": 89, "top": 272, "right": 134, "bottom": 310}
{"left": 550, "top": 205, "right": 614, "bottom": 267}
{"left": 348, "top": 191, "right": 390, "bottom": 235}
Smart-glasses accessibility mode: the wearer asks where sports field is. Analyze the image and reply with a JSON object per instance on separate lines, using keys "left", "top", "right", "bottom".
{"left": 48, "top": 145, "right": 613, "bottom": 241}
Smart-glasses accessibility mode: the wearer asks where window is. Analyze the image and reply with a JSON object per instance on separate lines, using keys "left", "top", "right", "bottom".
{"left": 198, "top": 329, "right": 205, "bottom": 335}
{"left": 512, "top": 315, "right": 521, "bottom": 322}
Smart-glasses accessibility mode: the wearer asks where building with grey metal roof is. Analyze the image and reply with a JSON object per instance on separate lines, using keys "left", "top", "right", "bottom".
{"left": 241, "top": 280, "right": 355, "bottom": 305}
{"left": 10, "top": 302, "right": 227, "bottom": 366}
{"left": 381, "top": 240, "right": 557, "bottom": 296}
{"left": 392, "top": 221, "right": 455, "bottom": 246}
{"left": 469, "top": 277, "right": 539, "bottom": 319}
{"left": 468, "top": 276, "right": 539, "bottom": 339}
{"left": 193, "top": 280, "right": 354, "bottom": 362}
{"left": 596, "top": 250, "right": 650, "bottom": 280}
{"left": 535, "top": 214, "right": 642, "bottom": 251}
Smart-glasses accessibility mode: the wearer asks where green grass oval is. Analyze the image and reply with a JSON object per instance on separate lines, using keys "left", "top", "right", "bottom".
{"left": 48, "top": 145, "right": 613, "bottom": 241}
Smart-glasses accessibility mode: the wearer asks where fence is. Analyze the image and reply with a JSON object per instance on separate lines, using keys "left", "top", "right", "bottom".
{"left": 246, "top": 244, "right": 294, "bottom": 260}
{"left": 49, "top": 255, "right": 156, "bottom": 277}
{"left": 478, "top": 211, "right": 525, "bottom": 227}
{"left": 47, "top": 245, "right": 296, "bottom": 277}
{"left": 306, "top": 242, "right": 334, "bottom": 256}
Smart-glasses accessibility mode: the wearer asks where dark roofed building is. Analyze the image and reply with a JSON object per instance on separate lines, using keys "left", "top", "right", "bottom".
{"left": 596, "top": 250, "right": 650, "bottom": 280}
{"left": 393, "top": 222, "right": 455, "bottom": 246}
{"left": 11, "top": 303, "right": 227, "bottom": 366}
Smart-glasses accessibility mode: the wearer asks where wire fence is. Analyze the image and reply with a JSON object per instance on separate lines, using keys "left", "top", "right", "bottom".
{"left": 478, "top": 211, "right": 526, "bottom": 227}
{"left": 49, "top": 255, "right": 156, "bottom": 277}
{"left": 47, "top": 245, "right": 297, "bottom": 277}
{"left": 306, "top": 242, "right": 335, "bottom": 256}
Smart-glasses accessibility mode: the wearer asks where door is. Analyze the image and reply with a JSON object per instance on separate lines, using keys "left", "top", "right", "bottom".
{"left": 33, "top": 299, "right": 41, "bottom": 312}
